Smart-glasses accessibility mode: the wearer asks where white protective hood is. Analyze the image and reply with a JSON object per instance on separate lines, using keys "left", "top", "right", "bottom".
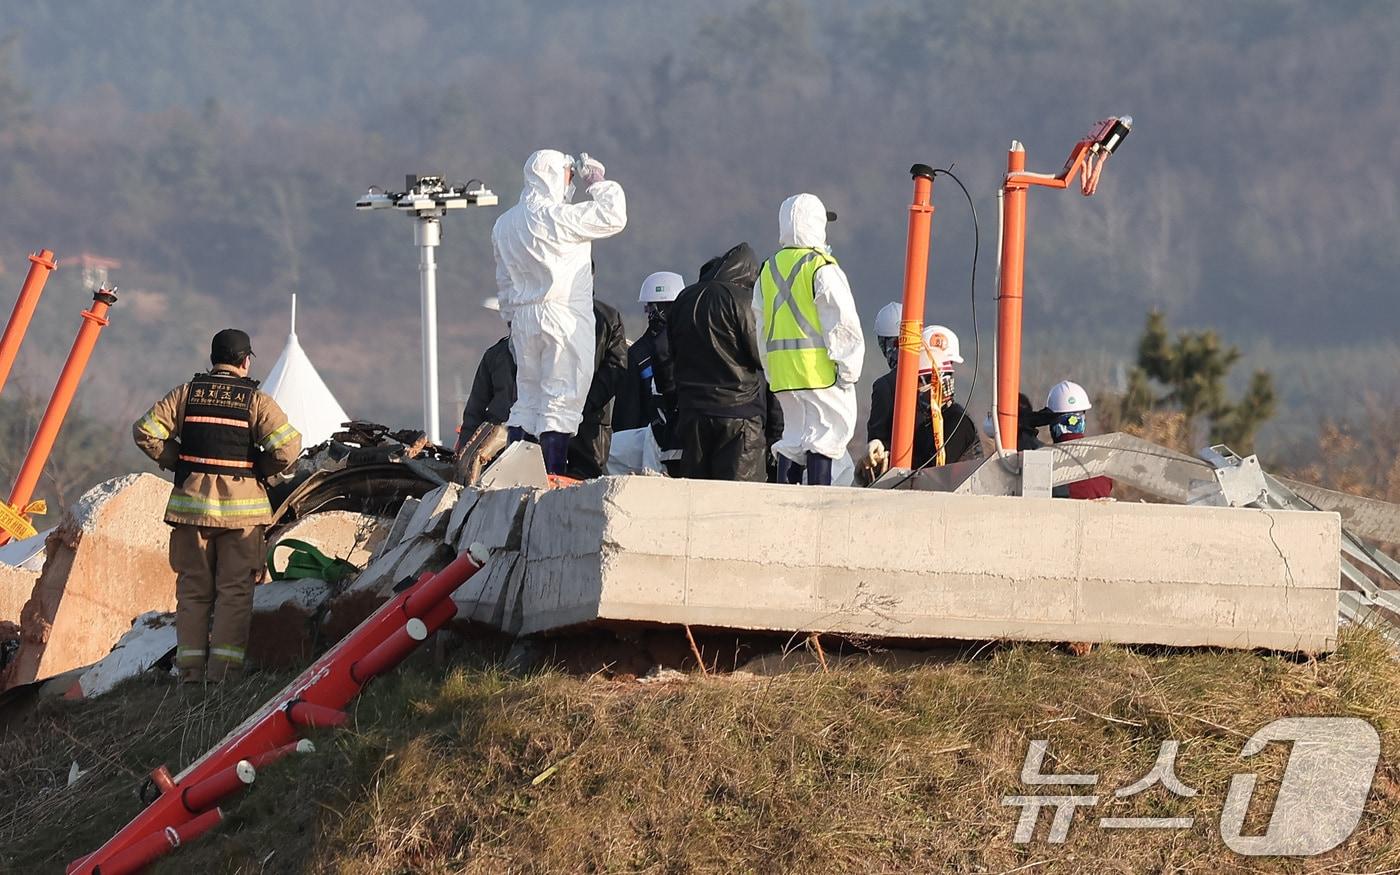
{"left": 779, "top": 193, "right": 830, "bottom": 250}
{"left": 491, "top": 149, "right": 628, "bottom": 311}
{"left": 261, "top": 297, "right": 350, "bottom": 448}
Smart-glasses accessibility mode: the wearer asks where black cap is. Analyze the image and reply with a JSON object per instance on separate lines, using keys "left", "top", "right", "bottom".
{"left": 211, "top": 328, "right": 255, "bottom": 365}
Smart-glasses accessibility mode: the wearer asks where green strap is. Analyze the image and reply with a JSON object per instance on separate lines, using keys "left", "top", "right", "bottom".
{"left": 266, "top": 538, "right": 360, "bottom": 584}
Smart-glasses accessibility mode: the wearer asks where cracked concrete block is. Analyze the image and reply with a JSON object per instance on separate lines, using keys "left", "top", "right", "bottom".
{"left": 445, "top": 488, "right": 482, "bottom": 545}
{"left": 453, "top": 550, "right": 523, "bottom": 629}
{"left": 456, "top": 486, "right": 536, "bottom": 555}
{"left": 516, "top": 477, "right": 1341, "bottom": 652}
{"left": 72, "top": 611, "right": 177, "bottom": 698}
{"left": 270, "top": 511, "right": 390, "bottom": 572}
{"left": 391, "top": 537, "right": 456, "bottom": 590}
{"left": 375, "top": 498, "right": 420, "bottom": 560}
{"left": 2, "top": 473, "right": 179, "bottom": 690}
{"left": 348, "top": 533, "right": 454, "bottom": 598}
{"left": 403, "top": 483, "right": 461, "bottom": 541}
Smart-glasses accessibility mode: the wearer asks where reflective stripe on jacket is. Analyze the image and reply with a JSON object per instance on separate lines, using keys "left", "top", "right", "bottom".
{"left": 758, "top": 247, "right": 838, "bottom": 391}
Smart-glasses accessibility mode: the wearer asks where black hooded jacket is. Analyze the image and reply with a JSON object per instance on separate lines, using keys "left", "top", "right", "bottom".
{"left": 458, "top": 336, "right": 517, "bottom": 449}
{"left": 668, "top": 243, "right": 768, "bottom": 419}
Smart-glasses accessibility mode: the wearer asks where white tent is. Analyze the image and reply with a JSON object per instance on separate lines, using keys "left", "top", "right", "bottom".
{"left": 261, "top": 295, "right": 349, "bottom": 448}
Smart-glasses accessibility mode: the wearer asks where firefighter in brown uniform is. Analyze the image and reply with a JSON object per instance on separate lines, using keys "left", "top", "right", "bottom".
{"left": 133, "top": 329, "right": 302, "bottom": 682}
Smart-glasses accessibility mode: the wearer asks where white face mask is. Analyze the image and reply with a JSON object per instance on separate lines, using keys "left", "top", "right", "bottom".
{"left": 563, "top": 182, "right": 575, "bottom": 202}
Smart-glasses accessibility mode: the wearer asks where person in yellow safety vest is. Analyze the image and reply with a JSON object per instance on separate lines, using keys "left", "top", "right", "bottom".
{"left": 132, "top": 329, "right": 302, "bottom": 684}
{"left": 752, "top": 193, "right": 865, "bottom": 485}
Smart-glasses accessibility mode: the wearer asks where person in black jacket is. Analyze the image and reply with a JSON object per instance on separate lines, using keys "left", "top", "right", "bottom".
{"left": 614, "top": 271, "right": 686, "bottom": 476}
{"left": 866, "top": 325, "right": 982, "bottom": 469}
{"left": 456, "top": 299, "right": 518, "bottom": 452}
{"left": 566, "top": 299, "right": 629, "bottom": 479}
{"left": 668, "top": 242, "right": 771, "bottom": 481}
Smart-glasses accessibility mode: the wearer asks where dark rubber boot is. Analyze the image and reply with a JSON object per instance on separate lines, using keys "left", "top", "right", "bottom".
{"left": 805, "top": 452, "right": 833, "bottom": 486}
{"left": 507, "top": 426, "right": 526, "bottom": 445}
{"left": 778, "top": 455, "right": 805, "bottom": 485}
{"left": 540, "top": 431, "right": 571, "bottom": 476}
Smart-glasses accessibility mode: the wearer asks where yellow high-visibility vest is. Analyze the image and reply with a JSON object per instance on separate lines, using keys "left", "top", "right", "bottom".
{"left": 759, "top": 247, "right": 838, "bottom": 391}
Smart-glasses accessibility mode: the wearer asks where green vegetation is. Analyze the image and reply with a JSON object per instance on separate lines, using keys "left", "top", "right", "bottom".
{"left": 3, "top": 628, "right": 1399, "bottom": 872}
{"left": 1121, "top": 310, "right": 1277, "bottom": 451}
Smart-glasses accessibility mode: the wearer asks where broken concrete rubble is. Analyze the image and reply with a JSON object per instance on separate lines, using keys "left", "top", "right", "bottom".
{"left": 456, "top": 485, "right": 534, "bottom": 555}
{"left": 402, "top": 483, "right": 461, "bottom": 542}
{"left": 269, "top": 510, "right": 389, "bottom": 572}
{"left": 70, "top": 611, "right": 176, "bottom": 699}
{"left": 445, "top": 488, "right": 482, "bottom": 545}
{"left": 374, "top": 497, "right": 420, "bottom": 561}
{"left": 1, "top": 473, "right": 179, "bottom": 691}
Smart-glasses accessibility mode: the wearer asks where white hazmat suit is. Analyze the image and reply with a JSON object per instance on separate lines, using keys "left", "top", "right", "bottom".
{"left": 753, "top": 193, "right": 865, "bottom": 464}
{"left": 492, "top": 149, "right": 627, "bottom": 437}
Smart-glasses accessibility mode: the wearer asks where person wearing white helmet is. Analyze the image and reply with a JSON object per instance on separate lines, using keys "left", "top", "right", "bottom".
{"left": 614, "top": 270, "right": 686, "bottom": 475}
{"left": 873, "top": 301, "right": 903, "bottom": 371}
{"left": 752, "top": 193, "right": 865, "bottom": 486}
{"left": 1044, "top": 380, "right": 1113, "bottom": 499}
{"left": 862, "top": 323, "right": 981, "bottom": 479}
{"left": 492, "top": 149, "right": 627, "bottom": 475}
{"left": 456, "top": 297, "right": 517, "bottom": 452}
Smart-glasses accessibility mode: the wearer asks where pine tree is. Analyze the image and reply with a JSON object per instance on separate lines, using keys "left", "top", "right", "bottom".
{"left": 1123, "top": 311, "right": 1276, "bottom": 451}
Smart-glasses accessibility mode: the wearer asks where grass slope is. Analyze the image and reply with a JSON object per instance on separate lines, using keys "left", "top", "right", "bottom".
{"left": 3, "top": 629, "right": 1399, "bottom": 873}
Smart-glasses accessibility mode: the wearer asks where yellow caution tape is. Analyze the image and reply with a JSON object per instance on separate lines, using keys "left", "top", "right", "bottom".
{"left": 0, "top": 501, "right": 42, "bottom": 541}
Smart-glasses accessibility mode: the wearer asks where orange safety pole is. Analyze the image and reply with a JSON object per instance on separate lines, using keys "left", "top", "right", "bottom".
{"left": 996, "top": 144, "right": 1028, "bottom": 452}
{"left": 0, "top": 248, "right": 58, "bottom": 396}
{"left": 891, "top": 164, "right": 936, "bottom": 469}
{"left": 2, "top": 288, "right": 117, "bottom": 543}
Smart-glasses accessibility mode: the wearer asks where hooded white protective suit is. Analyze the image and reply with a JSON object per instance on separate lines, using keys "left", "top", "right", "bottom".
{"left": 492, "top": 149, "right": 627, "bottom": 436}
{"left": 753, "top": 193, "right": 865, "bottom": 462}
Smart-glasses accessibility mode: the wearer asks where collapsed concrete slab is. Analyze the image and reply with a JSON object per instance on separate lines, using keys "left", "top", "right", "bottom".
{"left": 512, "top": 477, "right": 1340, "bottom": 652}
{"left": 1, "top": 473, "right": 179, "bottom": 690}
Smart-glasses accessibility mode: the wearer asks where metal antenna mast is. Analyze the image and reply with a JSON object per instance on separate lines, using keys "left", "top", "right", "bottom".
{"left": 356, "top": 175, "right": 498, "bottom": 444}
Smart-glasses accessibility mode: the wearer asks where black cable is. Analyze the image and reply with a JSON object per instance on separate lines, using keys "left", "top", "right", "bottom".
{"left": 885, "top": 164, "right": 980, "bottom": 490}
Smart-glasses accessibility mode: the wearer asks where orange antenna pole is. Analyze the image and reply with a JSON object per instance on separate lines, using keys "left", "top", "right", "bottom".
{"left": 1, "top": 288, "right": 118, "bottom": 544}
{"left": 891, "top": 164, "right": 936, "bottom": 469}
{"left": 996, "top": 144, "right": 1029, "bottom": 452}
{"left": 0, "top": 248, "right": 58, "bottom": 396}
{"left": 995, "top": 116, "right": 1132, "bottom": 452}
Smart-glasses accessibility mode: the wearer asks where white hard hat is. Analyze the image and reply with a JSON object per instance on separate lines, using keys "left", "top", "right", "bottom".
{"left": 482, "top": 296, "right": 501, "bottom": 312}
{"left": 1046, "top": 380, "right": 1092, "bottom": 413}
{"left": 874, "top": 302, "right": 902, "bottom": 338}
{"left": 639, "top": 271, "right": 685, "bottom": 303}
{"left": 917, "top": 325, "right": 951, "bottom": 374}
{"left": 924, "top": 324, "right": 963, "bottom": 365}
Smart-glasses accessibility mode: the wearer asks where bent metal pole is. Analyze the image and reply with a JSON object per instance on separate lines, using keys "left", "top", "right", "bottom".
{"left": 0, "top": 248, "right": 58, "bottom": 397}
{"left": 2, "top": 288, "right": 117, "bottom": 544}
{"left": 891, "top": 165, "right": 936, "bottom": 469}
{"left": 996, "top": 143, "right": 1029, "bottom": 452}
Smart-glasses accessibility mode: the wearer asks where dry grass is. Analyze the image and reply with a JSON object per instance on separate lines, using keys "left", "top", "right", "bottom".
{"left": 3, "top": 628, "right": 1400, "bottom": 874}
